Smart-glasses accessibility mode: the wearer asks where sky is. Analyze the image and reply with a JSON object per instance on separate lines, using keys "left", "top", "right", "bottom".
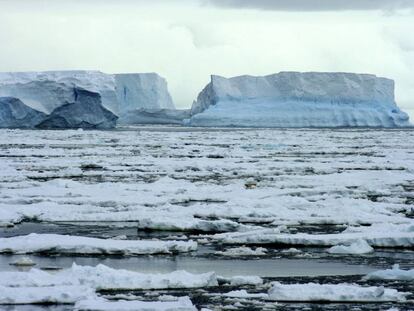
{"left": 0, "top": 0, "right": 413, "bottom": 118}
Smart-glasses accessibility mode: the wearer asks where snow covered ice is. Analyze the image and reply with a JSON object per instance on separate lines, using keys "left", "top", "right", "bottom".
{"left": 267, "top": 282, "right": 407, "bottom": 302}
{"left": 0, "top": 285, "right": 96, "bottom": 305}
{"left": 215, "top": 246, "right": 267, "bottom": 257}
{"left": 74, "top": 296, "right": 197, "bottom": 311}
{"left": 327, "top": 239, "right": 374, "bottom": 254}
{"left": 364, "top": 265, "right": 414, "bottom": 281}
{"left": 0, "top": 233, "right": 197, "bottom": 255}
{"left": 188, "top": 72, "right": 411, "bottom": 127}
{"left": 0, "top": 126, "right": 413, "bottom": 310}
{"left": 0, "top": 263, "right": 214, "bottom": 306}
{"left": 0, "top": 263, "right": 218, "bottom": 290}
{"left": 212, "top": 224, "right": 414, "bottom": 248}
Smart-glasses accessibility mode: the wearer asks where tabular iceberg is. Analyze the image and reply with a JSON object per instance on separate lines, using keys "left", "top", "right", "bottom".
{"left": 0, "top": 70, "right": 175, "bottom": 128}
{"left": 188, "top": 72, "right": 411, "bottom": 128}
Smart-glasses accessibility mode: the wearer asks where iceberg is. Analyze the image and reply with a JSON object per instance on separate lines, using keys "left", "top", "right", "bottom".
{"left": 188, "top": 72, "right": 411, "bottom": 128}
{"left": 0, "top": 70, "right": 175, "bottom": 128}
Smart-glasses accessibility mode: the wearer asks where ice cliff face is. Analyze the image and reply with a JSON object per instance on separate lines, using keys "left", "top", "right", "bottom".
{"left": 0, "top": 71, "right": 174, "bottom": 128}
{"left": 114, "top": 73, "right": 174, "bottom": 115}
{"left": 37, "top": 89, "right": 117, "bottom": 129}
{"left": 0, "top": 97, "right": 46, "bottom": 128}
{"left": 114, "top": 73, "right": 176, "bottom": 125}
{"left": 0, "top": 71, "right": 117, "bottom": 115}
{"left": 189, "top": 72, "right": 411, "bottom": 127}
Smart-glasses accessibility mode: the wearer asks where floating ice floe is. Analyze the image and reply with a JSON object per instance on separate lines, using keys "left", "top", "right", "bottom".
{"left": 0, "top": 263, "right": 218, "bottom": 290}
{"left": 364, "top": 264, "right": 414, "bottom": 281}
{"left": 74, "top": 296, "right": 197, "bottom": 311}
{"left": 281, "top": 248, "right": 302, "bottom": 253}
{"left": 0, "top": 268, "right": 71, "bottom": 287}
{"left": 213, "top": 224, "right": 414, "bottom": 248}
{"left": 137, "top": 217, "right": 250, "bottom": 233}
{"left": 0, "top": 233, "right": 197, "bottom": 255}
{"left": 327, "top": 239, "right": 374, "bottom": 254}
{"left": 69, "top": 264, "right": 218, "bottom": 290}
{"left": 0, "top": 129, "right": 413, "bottom": 247}
{"left": 267, "top": 282, "right": 407, "bottom": 302}
{"left": 223, "top": 290, "right": 268, "bottom": 299}
{"left": 215, "top": 246, "right": 267, "bottom": 257}
{"left": 0, "top": 264, "right": 217, "bottom": 305}
{"left": 0, "top": 142, "right": 412, "bottom": 229}
{"left": 9, "top": 256, "right": 36, "bottom": 266}
{"left": 0, "top": 285, "right": 96, "bottom": 304}
{"left": 218, "top": 275, "right": 263, "bottom": 286}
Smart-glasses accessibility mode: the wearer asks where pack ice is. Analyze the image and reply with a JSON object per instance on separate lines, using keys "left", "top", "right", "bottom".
{"left": 0, "top": 71, "right": 174, "bottom": 128}
{"left": 188, "top": 72, "right": 411, "bottom": 127}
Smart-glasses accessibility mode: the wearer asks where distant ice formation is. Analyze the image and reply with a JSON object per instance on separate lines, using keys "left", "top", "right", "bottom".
{"left": 0, "top": 71, "right": 174, "bottom": 128}
{"left": 188, "top": 72, "right": 411, "bottom": 127}
{"left": 1, "top": 70, "right": 411, "bottom": 128}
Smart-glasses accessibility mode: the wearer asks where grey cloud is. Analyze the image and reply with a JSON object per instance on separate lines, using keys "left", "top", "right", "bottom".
{"left": 205, "top": 0, "right": 414, "bottom": 11}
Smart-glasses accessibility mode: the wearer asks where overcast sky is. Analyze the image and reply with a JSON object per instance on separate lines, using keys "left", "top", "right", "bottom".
{"left": 0, "top": 0, "right": 413, "bottom": 117}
